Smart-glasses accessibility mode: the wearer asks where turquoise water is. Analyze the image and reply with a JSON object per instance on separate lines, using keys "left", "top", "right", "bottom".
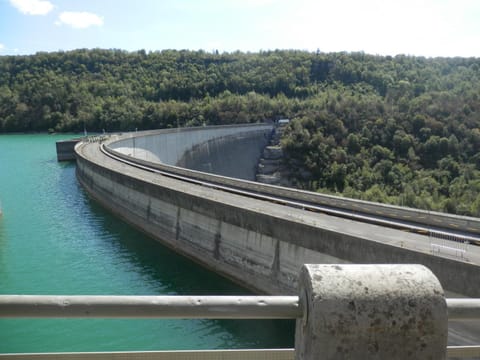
{"left": 0, "top": 134, "right": 293, "bottom": 353}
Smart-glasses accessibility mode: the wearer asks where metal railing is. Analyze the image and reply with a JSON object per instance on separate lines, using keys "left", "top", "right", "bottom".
{"left": 0, "top": 295, "right": 301, "bottom": 319}
{"left": 430, "top": 230, "right": 470, "bottom": 260}
{"left": 447, "top": 298, "right": 480, "bottom": 320}
{"left": 84, "top": 135, "right": 110, "bottom": 143}
{"left": 0, "top": 349, "right": 295, "bottom": 360}
{"left": 1, "top": 295, "right": 480, "bottom": 359}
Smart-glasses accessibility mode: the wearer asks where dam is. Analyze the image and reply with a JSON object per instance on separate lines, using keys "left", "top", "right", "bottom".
{"left": 74, "top": 124, "right": 480, "bottom": 299}
{"left": 1, "top": 128, "right": 478, "bottom": 356}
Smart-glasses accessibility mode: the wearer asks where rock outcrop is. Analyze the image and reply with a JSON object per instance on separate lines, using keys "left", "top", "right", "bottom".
{"left": 256, "top": 125, "right": 291, "bottom": 186}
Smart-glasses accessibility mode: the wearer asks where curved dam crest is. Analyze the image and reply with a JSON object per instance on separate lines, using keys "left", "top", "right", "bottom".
{"left": 109, "top": 125, "right": 271, "bottom": 180}
{"left": 75, "top": 124, "right": 480, "bottom": 298}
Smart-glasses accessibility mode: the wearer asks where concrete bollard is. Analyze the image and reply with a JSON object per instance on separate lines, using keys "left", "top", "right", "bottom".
{"left": 295, "top": 264, "right": 448, "bottom": 360}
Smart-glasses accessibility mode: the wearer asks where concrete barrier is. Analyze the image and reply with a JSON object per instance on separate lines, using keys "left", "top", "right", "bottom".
{"left": 295, "top": 264, "right": 448, "bottom": 359}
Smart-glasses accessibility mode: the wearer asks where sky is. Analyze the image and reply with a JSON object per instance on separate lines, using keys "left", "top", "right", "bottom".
{"left": 0, "top": 0, "right": 479, "bottom": 57}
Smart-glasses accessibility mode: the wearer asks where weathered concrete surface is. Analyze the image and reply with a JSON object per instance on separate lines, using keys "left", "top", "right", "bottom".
{"left": 56, "top": 139, "right": 81, "bottom": 161}
{"left": 295, "top": 264, "right": 447, "bottom": 360}
{"left": 76, "top": 140, "right": 347, "bottom": 295}
{"left": 177, "top": 131, "right": 270, "bottom": 180}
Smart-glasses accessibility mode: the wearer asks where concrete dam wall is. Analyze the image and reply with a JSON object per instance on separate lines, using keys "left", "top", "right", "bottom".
{"left": 177, "top": 133, "right": 269, "bottom": 180}
{"left": 109, "top": 125, "right": 272, "bottom": 180}
{"left": 75, "top": 125, "right": 480, "bottom": 298}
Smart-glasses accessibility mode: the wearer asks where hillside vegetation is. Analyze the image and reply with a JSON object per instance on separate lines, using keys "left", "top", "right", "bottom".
{"left": 1, "top": 49, "right": 479, "bottom": 215}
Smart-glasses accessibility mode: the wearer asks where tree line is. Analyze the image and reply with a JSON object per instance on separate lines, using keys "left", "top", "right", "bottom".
{"left": 0, "top": 49, "right": 479, "bottom": 216}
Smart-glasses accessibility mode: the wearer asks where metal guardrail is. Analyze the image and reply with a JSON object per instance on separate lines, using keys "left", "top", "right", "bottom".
{"left": 0, "top": 349, "right": 295, "bottom": 360}
{"left": 447, "top": 346, "right": 480, "bottom": 358}
{"left": 1, "top": 295, "right": 480, "bottom": 359}
{"left": 430, "top": 230, "right": 470, "bottom": 260}
{"left": 3, "top": 295, "right": 479, "bottom": 321}
{"left": 447, "top": 298, "right": 480, "bottom": 321}
{"left": 84, "top": 135, "right": 110, "bottom": 143}
{"left": 0, "top": 348, "right": 476, "bottom": 360}
{"left": 0, "top": 295, "right": 301, "bottom": 319}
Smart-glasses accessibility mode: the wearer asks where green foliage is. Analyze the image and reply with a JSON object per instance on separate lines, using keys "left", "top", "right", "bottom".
{"left": 278, "top": 54, "right": 480, "bottom": 216}
{"left": 1, "top": 49, "right": 479, "bottom": 216}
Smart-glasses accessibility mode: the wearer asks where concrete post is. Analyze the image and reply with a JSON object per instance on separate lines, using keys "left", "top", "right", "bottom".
{"left": 295, "top": 264, "right": 448, "bottom": 360}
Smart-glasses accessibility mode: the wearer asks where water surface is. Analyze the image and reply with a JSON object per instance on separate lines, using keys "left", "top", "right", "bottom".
{"left": 0, "top": 134, "right": 293, "bottom": 353}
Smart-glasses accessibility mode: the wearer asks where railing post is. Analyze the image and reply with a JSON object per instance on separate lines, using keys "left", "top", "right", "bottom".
{"left": 295, "top": 264, "right": 448, "bottom": 359}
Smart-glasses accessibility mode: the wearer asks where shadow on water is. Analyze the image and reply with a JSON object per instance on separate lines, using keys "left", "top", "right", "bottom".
{"left": 57, "top": 162, "right": 295, "bottom": 348}
{"left": 80, "top": 188, "right": 246, "bottom": 295}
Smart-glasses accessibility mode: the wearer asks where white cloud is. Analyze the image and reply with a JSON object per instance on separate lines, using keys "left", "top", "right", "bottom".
{"left": 9, "top": 0, "right": 53, "bottom": 15}
{"left": 56, "top": 11, "right": 104, "bottom": 29}
{"left": 0, "top": 43, "right": 5, "bottom": 52}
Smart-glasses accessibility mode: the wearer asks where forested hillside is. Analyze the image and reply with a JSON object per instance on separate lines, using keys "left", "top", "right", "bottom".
{"left": 1, "top": 49, "right": 479, "bottom": 215}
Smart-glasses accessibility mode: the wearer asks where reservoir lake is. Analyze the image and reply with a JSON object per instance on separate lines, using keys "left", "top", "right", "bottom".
{"left": 0, "top": 134, "right": 293, "bottom": 353}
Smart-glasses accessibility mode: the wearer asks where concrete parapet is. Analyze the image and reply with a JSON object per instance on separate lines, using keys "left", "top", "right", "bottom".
{"left": 56, "top": 139, "right": 81, "bottom": 161}
{"left": 295, "top": 264, "right": 447, "bottom": 360}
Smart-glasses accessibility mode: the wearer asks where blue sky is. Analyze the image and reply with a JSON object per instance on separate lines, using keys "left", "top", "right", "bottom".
{"left": 1, "top": 0, "right": 479, "bottom": 57}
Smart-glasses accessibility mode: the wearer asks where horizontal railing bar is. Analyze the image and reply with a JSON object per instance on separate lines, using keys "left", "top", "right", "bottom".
{"left": 447, "top": 298, "right": 480, "bottom": 321}
{"left": 2, "top": 347, "right": 480, "bottom": 359}
{"left": 447, "top": 345, "right": 480, "bottom": 358}
{"left": 0, "top": 349, "right": 295, "bottom": 360}
{"left": 2, "top": 295, "right": 479, "bottom": 321}
{"left": 0, "top": 295, "right": 302, "bottom": 319}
